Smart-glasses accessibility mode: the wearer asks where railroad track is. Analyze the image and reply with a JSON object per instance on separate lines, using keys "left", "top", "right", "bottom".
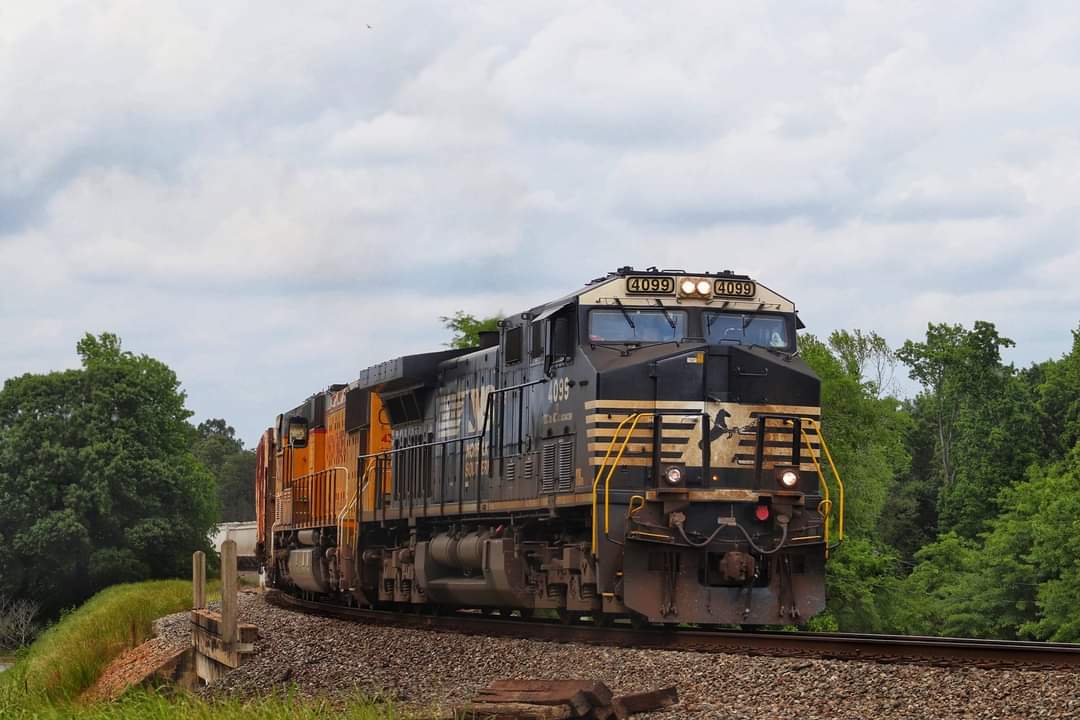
{"left": 266, "top": 591, "right": 1080, "bottom": 672}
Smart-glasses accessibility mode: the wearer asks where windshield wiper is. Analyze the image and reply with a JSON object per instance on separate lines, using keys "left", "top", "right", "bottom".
{"left": 654, "top": 298, "right": 677, "bottom": 332}
{"left": 613, "top": 298, "right": 635, "bottom": 330}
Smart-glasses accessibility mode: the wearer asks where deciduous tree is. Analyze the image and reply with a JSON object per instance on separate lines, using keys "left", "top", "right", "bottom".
{"left": 0, "top": 333, "right": 217, "bottom": 615}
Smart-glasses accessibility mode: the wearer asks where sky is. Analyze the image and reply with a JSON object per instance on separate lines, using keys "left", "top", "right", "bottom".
{"left": 2, "top": 1, "right": 1080, "bottom": 446}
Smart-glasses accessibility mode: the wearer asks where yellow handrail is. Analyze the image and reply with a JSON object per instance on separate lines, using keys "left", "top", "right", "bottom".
{"left": 337, "top": 460, "right": 375, "bottom": 545}
{"left": 604, "top": 413, "right": 649, "bottom": 536}
{"left": 810, "top": 419, "right": 844, "bottom": 542}
{"left": 800, "top": 427, "right": 831, "bottom": 550}
{"left": 591, "top": 412, "right": 650, "bottom": 555}
{"left": 799, "top": 418, "right": 845, "bottom": 549}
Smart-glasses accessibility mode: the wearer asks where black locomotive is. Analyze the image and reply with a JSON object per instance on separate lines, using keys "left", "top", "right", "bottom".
{"left": 255, "top": 267, "right": 842, "bottom": 625}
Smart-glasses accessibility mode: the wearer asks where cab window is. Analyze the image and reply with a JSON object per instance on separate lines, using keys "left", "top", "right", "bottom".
{"left": 589, "top": 309, "right": 687, "bottom": 343}
{"left": 704, "top": 312, "right": 790, "bottom": 349}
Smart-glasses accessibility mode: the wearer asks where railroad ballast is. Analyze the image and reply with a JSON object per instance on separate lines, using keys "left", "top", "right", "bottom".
{"left": 255, "top": 266, "right": 845, "bottom": 625}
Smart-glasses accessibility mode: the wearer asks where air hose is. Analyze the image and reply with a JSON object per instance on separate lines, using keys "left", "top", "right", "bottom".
{"left": 674, "top": 518, "right": 789, "bottom": 555}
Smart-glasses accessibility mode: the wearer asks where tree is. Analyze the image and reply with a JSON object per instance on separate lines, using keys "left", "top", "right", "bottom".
{"left": 1033, "top": 326, "right": 1080, "bottom": 461}
{"left": 799, "top": 331, "right": 910, "bottom": 631}
{"left": 897, "top": 322, "right": 1036, "bottom": 537}
{"left": 440, "top": 311, "right": 503, "bottom": 349}
{"left": 0, "top": 333, "right": 217, "bottom": 615}
{"left": 0, "top": 595, "right": 39, "bottom": 649}
{"left": 192, "top": 419, "right": 256, "bottom": 522}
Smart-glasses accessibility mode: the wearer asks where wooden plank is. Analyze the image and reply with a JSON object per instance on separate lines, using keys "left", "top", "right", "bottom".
{"left": 221, "top": 539, "right": 238, "bottom": 644}
{"left": 485, "top": 680, "right": 613, "bottom": 707}
{"left": 457, "top": 702, "right": 572, "bottom": 719}
{"left": 192, "top": 551, "right": 206, "bottom": 609}
{"left": 611, "top": 687, "right": 678, "bottom": 717}
{"left": 475, "top": 689, "right": 594, "bottom": 716}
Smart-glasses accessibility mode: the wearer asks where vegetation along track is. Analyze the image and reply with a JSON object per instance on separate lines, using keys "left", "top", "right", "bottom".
{"left": 266, "top": 591, "right": 1080, "bottom": 672}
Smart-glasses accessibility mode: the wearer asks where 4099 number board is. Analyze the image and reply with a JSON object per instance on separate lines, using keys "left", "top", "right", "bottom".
{"left": 625, "top": 276, "right": 675, "bottom": 294}
{"left": 714, "top": 279, "right": 756, "bottom": 298}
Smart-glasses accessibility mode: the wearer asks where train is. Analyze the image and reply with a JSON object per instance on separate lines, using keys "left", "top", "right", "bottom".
{"left": 254, "top": 266, "right": 845, "bottom": 626}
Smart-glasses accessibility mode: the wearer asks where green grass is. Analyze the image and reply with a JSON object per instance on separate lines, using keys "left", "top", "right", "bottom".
{"left": 1, "top": 688, "right": 399, "bottom": 720}
{"left": 4, "top": 580, "right": 214, "bottom": 701}
{"left": 0, "top": 581, "right": 401, "bottom": 718}
{"left": 1, "top": 686, "right": 397, "bottom": 720}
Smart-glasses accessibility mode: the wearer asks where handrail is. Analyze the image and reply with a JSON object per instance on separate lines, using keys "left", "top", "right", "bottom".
{"left": 591, "top": 412, "right": 642, "bottom": 555}
{"left": 798, "top": 419, "right": 845, "bottom": 552}
{"left": 807, "top": 418, "right": 844, "bottom": 542}
{"left": 288, "top": 466, "right": 348, "bottom": 528}
{"left": 604, "top": 413, "right": 650, "bottom": 537}
{"left": 800, "top": 427, "right": 831, "bottom": 550}
{"left": 336, "top": 460, "right": 375, "bottom": 546}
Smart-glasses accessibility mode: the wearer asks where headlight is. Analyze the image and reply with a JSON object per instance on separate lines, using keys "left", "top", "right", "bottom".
{"left": 779, "top": 470, "right": 799, "bottom": 488}
{"left": 664, "top": 466, "right": 684, "bottom": 485}
{"left": 696, "top": 279, "right": 711, "bottom": 296}
{"left": 680, "top": 279, "right": 696, "bottom": 295}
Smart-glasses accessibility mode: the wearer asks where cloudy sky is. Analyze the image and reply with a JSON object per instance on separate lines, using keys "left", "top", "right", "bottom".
{"left": 3, "top": 1, "right": 1079, "bottom": 444}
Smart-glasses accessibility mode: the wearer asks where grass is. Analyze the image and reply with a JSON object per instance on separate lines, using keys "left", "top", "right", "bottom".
{"left": 3, "top": 580, "right": 215, "bottom": 702}
{"left": 1, "top": 687, "right": 400, "bottom": 720}
{"left": 0, "top": 580, "right": 401, "bottom": 719}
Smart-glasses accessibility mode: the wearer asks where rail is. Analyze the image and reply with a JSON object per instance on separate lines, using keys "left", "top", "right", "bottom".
{"left": 355, "top": 377, "right": 548, "bottom": 519}
{"left": 799, "top": 418, "right": 845, "bottom": 552}
{"left": 591, "top": 412, "right": 650, "bottom": 555}
{"left": 284, "top": 466, "right": 348, "bottom": 528}
{"left": 270, "top": 591, "right": 1080, "bottom": 672}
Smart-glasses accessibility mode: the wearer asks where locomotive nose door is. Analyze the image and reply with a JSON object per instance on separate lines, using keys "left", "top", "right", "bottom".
{"left": 653, "top": 350, "right": 706, "bottom": 485}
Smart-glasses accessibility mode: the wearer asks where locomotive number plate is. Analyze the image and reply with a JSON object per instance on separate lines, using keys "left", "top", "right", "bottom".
{"left": 626, "top": 276, "right": 675, "bottom": 294}
{"left": 713, "top": 279, "right": 756, "bottom": 298}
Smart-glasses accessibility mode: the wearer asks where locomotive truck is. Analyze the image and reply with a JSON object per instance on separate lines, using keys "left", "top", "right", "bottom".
{"left": 255, "top": 266, "right": 844, "bottom": 625}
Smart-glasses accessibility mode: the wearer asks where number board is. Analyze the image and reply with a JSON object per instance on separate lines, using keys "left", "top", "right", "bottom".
{"left": 713, "top": 279, "right": 756, "bottom": 299}
{"left": 625, "top": 276, "right": 675, "bottom": 295}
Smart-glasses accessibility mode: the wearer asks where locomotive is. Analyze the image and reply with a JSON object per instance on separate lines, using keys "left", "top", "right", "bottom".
{"left": 254, "top": 267, "right": 844, "bottom": 625}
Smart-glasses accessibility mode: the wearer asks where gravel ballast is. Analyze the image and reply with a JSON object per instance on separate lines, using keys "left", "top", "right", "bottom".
{"left": 154, "top": 593, "right": 1080, "bottom": 719}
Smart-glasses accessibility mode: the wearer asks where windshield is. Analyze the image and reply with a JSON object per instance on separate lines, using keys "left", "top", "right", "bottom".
{"left": 704, "top": 312, "right": 790, "bottom": 349}
{"left": 589, "top": 309, "right": 687, "bottom": 343}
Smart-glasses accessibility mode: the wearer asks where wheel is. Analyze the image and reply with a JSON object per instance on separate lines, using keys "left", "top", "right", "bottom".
{"left": 629, "top": 613, "right": 650, "bottom": 630}
{"left": 558, "top": 609, "right": 581, "bottom": 625}
{"left": 591, "top": 613, "right": 613, "bottom": 628}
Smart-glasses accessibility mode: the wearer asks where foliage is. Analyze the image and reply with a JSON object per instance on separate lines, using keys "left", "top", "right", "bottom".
{"left": 800, "top": 330, "right": 911, "bottom": 539}
{"left": 896, "top": 322, "right": 1037, "bottom": 538}
{"left": 192, "top": 419, "right": 256, "bottom": 522}
{"left": 1033, "top": 326, "right": 1080, "bottom": 461}
{"left": 0, "top": 333, "right": 218, "bottom": 616}
{"left": 440, "top": 311, "right": 503, "bottom": 349}
{"left": 798, "top": 330, "right": 910, "bottom": 632}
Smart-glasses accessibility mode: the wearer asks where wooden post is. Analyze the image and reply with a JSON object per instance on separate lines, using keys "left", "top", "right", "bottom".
{"left": 221, "top": 540, "right": 238, "bottom": 644}
{"left": 192, "top": 550, "right": 206, "bottom": 610}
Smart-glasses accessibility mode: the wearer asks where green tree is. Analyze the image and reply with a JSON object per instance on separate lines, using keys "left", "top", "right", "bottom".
{"left": 799, "top": 330, "right": 910, "bottom": 631}
{"left": 0, "top": 333, "right": 217, "bottom": 615}
{"left": 897, "top": 322, "right": 1036, "bottom": 537}
{"left": 191, "top": 419, "right": 256, "bottom": 522}
{"left": 1033, "top": 326, "right": 1080, "bottom": 461}
{"left": 440, "top": 311, "right": 503, "bottom": 349}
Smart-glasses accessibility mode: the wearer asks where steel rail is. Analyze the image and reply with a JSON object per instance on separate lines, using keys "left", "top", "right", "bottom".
{"left": 266, "top": 591, "right": 1080, "bottom": 672}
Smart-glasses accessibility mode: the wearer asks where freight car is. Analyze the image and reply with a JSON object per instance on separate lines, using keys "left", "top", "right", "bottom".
{"left": 254, "top": 267, "right": 845, "bottom": 625}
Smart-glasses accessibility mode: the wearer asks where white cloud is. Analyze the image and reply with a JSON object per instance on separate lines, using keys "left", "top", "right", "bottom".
{"left": 3, "top": 0, "right": 1080, "bottom": 442}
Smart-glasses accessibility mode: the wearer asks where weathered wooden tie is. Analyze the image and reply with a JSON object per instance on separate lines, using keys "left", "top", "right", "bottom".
{"left": 454, "top": 679, "right": 677, "bottom": 719}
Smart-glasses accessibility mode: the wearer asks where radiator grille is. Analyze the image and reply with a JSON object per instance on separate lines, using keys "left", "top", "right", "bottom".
{"left": 541, "top": 442, "right": 557, "bottom": 493}
{"left": 557, "top": 438, "right": 574, "bottom": 492}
